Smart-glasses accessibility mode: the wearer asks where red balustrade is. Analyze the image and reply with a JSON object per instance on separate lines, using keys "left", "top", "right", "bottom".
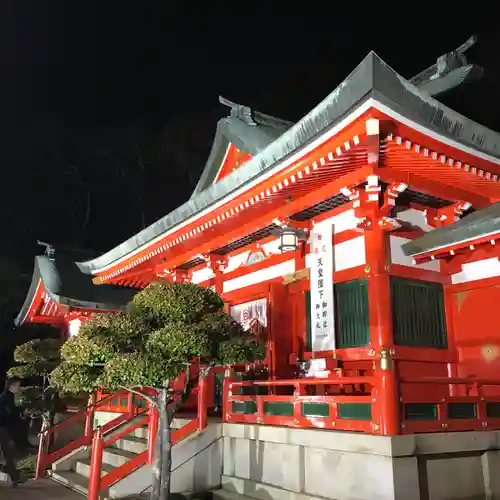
{"left": 36, "top": 389, "right": 137, "bottom": 479}
{"left": 399, "top": 377, "right": 500, "bottom": 434}
{"left": 85, "top": 377, "right": 211, "bottom": 500}
{"left": 223, "top": 375, "right": 500, "bottom": 436}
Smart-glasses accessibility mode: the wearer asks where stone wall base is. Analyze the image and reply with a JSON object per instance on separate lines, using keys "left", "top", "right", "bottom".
{"left": 221, "top": 423, "right": 500, "bottom": 500}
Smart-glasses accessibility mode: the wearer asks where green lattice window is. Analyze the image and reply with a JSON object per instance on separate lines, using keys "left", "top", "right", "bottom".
{"left": 305, "top": 279, "right": 369, "bottom": 350}
{"left": 391, "top": 277, "right": 447, "bottom": 349}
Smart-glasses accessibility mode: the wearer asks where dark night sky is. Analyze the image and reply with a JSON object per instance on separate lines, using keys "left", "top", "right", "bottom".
{"left": 0, "top": 4, "right": 498, "bottom": 264}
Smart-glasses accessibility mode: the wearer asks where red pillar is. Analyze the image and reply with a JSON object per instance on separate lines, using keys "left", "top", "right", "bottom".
{"left": 126, "top": 390, "right": 134, "bottom": 417}
{"left": 197, "top": 374, "right": 209, "bottom": 430}
{"left": 87, "top": 427, "right": 104, "bottom": 500}
{"left": 269, "top": 282, "right": 293, "bottom": 379}
{"left": 365, "top": 226, "right": 399, "bottom": 436}
{"left": 147, "top": 408, "right": 159, "bottom": 464}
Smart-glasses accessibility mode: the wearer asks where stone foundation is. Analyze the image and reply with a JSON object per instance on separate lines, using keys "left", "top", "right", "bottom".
{"left": 221, "top": 423, "right": 500, "bottom": 500}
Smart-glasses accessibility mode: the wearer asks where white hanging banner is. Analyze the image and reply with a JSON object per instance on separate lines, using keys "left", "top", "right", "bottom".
{"left": 309, "top": 220, "right": 335, "bottom": 351}
{"left": 230, "top": 298, "right": 267, "bottom": 331}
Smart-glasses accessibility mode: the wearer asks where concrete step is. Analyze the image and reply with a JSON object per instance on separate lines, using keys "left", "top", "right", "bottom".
{"left": 49, "top": 470, "right": 89, "bottom": 496}
{"left": 112, "top": 435, "right": 148, "bottom": 454}
{"left": 130, "top": 425, "right": 148, "bottom": 440}
{"left": 103, "top": 447, "right": 139, "bottom": 467}
{"left": 74, "top": 458, "right": 115, "bottom": 479}
{"left": 213, "top": 489, "right": 257, "bottom": 500}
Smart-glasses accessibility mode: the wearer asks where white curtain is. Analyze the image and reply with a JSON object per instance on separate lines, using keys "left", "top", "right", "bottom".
{"left": 230, "top": 298, "right": 267, "bottom": 331}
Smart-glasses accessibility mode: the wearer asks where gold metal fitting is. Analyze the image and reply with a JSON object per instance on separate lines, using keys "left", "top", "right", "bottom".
{"left": 379, "top": 348, "right": 393, "bottom": 371}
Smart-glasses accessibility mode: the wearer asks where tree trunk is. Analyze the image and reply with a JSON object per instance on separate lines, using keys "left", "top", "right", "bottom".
{"left": 149, "top": 408, "right": 162, "bottom": 500}
{"left": 159, "top": 387, "right": 172, "bottom": 500}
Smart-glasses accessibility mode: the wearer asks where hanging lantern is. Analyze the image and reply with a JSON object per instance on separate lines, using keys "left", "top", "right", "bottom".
{"left": 274, "top": 225, "right": 308, "bottom": 253}
{"left": 273, "top": 196, "right": 307, "bottom": 253}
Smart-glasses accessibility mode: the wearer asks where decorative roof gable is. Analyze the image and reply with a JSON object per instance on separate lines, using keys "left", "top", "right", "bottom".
{"left": 190, "top": 97, "right": 293, "bottom": 198}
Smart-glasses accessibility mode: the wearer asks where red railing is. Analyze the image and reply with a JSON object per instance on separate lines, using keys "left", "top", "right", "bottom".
{"left": 224, "top": 377, "right": 376, "bottom": 433}
{"left": 400, "top": 377, "right": 500, "bottom": 434}
{"left": 87, "top": 376, "right": 210, "bottom": 500}
{"left": 36, "top": 389, "right": 140, "bottom": 479}
{"left": 223, "top": 374, "right": 500, "bottom": 436}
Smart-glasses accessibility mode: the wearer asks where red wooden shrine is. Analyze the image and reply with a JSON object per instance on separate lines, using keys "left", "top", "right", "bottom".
{"left": 20, "top": 52, "right": 500, "bottom": 437}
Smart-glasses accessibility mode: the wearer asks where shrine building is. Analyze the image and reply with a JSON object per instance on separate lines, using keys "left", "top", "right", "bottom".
{"left": 22, "top": 48, "right": 500, "bottom": 500}
{"left": 17, "top": 245, "right": 136, "bottom": 336}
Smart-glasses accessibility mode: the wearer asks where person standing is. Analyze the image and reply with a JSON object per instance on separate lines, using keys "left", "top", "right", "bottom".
{"left": 0, "top": 377, "right": 23, "bottom": 485}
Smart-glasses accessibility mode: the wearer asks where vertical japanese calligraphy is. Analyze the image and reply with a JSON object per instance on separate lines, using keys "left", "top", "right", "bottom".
{"left": 309, "top": 220, "right": 335, "bottom": 351}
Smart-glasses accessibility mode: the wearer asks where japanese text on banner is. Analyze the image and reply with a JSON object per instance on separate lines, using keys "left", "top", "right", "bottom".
{"left": 309, "top": 221, "right": 334, "bottom": 352}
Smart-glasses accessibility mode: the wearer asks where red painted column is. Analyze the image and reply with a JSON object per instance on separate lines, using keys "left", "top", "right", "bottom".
{"left": 87, "top": 427, "right": 104, "bottom": 500}
{"left": 443, "top": 285, "right": 461, "bottom": 396}
{"left": 365, "top": 226, "right": 399, "bottom": 436}
{"left": 126, "top": 390, "right": 134, "bottom": 417}
{"left": 197, "top": 374, "right": 209, "bottom": 430}
{"left": 269, "top": 282, "right": 294, "bottom": 379}
{"left": 147, "top": 408, "right": 159, "bottom": 464}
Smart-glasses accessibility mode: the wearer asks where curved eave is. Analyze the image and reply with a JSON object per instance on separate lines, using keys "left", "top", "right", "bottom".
{"left": 402, "top": 202, "right": 500, "bottom": 261}
{"left": 15, "top": 256, "right": 134, "bottom": 326}
{"left": 409, "top": 232, "right": 500, "bottom": 263}
{"left": 79, "top": 51, "right": 500, "bottom": 278}
{"left": 15, "top": 273, "right": 44, "bottom": 327}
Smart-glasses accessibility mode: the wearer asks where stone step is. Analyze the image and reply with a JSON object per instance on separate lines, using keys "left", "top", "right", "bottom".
{"left": 102, "top": 447, "right": 139, "bottom": 467}
{"left": 111, "top": 435, "right": 148, "bottom": 454}
{"left": 130, "top": 425, "right": 148, "bottom": 440}
{"left": 213, "top": 489, "right": 257, "bottom": 500}
{"left": 74, "top": 458, "right": 115, "bottom": 479}
{"left": 49, "top": 470, "right": 89, "bottom": 496}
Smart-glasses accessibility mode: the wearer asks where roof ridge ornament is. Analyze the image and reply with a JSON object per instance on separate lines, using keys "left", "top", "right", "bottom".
{"left": 219, "top": 96, "right": 258, "bottom": 126}
{"left": 410, "top": 35, "right": 483, "bottom": 97}
{"left": 37, "top": 240, "right": 55, "bottom": 260}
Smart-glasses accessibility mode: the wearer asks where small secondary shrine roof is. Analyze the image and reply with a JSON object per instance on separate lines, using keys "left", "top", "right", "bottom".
{"left": 16, "top": 248, "right": 136, "bottom": 326}
{"left": 402, "top": 203, "right": 500, "bottom": 259}
{"left": 78, "top": 51, "right": 500, "bottom": 277}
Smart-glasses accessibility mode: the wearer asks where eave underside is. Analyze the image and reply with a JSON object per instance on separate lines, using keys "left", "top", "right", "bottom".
{"left": 100, "top": 119, "right": 491, "bottom": 287}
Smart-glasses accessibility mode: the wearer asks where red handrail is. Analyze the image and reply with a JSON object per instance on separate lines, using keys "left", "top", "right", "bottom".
{"left": 87, "top": 378, "right": 211, "bottom": 500}
{"left": 36, "top": 389, "right": 136, "bottom": 479}
{"left": 224, "top": 374, "right": 500, "bottom": 436}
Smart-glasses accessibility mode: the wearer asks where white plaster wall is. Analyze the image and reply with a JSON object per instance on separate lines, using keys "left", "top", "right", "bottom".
{"left": 390, "top": 235, "right": 441, "bottom": 272}
{"left": 305, "top": 235, "right": 366, "bottom": 272}
{"left": 334, "top": 235, "right": 366, "bottom": 271}
{"left": 451, "top": 257, "right": 500, "bottom": 284}
{"left": 225, "top": 251, "right": 250, "bottom": 274}
{"left": 326, "top": 208, "right": 358, "bottom": 233}
{"left": 191, "top": 266, "right": 215, "bottom": 284}
{"left": 223, "top": 259, "right": 295, "bottom": 294}
{"left": 261, "top": 238, "right": 281, "bottom": 255}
